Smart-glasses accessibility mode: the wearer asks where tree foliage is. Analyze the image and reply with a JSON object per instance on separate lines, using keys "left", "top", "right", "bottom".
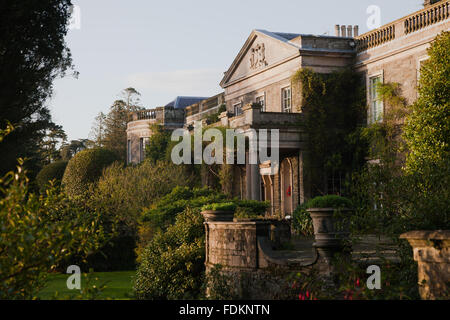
{"left": 89, "top": 112, "right": 107, "bottom": 148}
{"left": 145, "top": 124, "right": 171, "bottom": 163}
{"left": 60, "top": 139, "right": 90, "bottom": 161}
{"left": 0, "top": 160, "right": 105, "bottom": 299}
{"left": 403, "top": 31, "right": 450, "bottom": 175}
{"left": 0, "top": 0, "right": 74, "bottom": 177}
{"left": 92, "top": 88, "right": 142, "bottom": 160}
{"left": 39, "top": 125, "right": 67, "bottom": 165}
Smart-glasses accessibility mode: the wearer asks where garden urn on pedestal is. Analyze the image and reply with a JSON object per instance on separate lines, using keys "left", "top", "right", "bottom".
{"left": 201, "top": 203, "right": 236, "bottom": 222}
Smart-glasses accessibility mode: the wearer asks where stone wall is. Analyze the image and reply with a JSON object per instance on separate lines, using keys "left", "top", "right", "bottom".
{"left": 204, "top": 219, "right": 317, "bottom": 299}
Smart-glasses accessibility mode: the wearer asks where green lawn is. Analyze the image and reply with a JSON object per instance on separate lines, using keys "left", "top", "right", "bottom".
{"left": 38, "top": 271, "right": 135, "bottom": 300}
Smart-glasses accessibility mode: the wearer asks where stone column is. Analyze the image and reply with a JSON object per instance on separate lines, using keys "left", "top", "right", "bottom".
{"left": 298, "top": 151, "right": 311, "bottom": 203}
{"left": 400, "top": 230, "right": 450, "bottom": 300}
{"left": 250, "top": 164, "right": 261, "bottom": 201}
{"left": 272, "top": 172, "right": 281, "bottom": 215}
{"left": 245, "top": 153, "right": 252, "bottom": 200}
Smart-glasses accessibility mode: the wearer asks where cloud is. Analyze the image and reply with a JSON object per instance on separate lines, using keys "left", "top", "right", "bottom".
{"left": 126, "top": 68, "right": 224, "bottom": 97}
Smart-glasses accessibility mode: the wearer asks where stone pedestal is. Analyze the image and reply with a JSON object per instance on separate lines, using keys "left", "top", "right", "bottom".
{"left": 400, "top": 230, "right": 450, "bottom": 300}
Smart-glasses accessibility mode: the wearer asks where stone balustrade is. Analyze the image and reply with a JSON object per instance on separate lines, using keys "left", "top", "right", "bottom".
{"left": 221, "top": 103, "right": 303, "bottom": 129}
{"left": 356, "top": 1, "right": 449, "bottom": 52}
{"left": 405, "top": 1, "right": 449, "bottom": 34}
{"left": 128, "top": 109, "right": 158, "bottom": 121}
{"left": 356, "top": 24, "right": 396, "bottom": 52}
{"left": 185, "top": 93, "right": 225, "bottom": 119}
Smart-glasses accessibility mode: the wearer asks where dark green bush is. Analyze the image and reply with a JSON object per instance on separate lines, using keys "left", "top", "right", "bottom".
{"left": 292, "top": 196, "right": 352, "bottom": 236}
{"left": 305, "top": 195, "right": 353, "bottom": 209}
{"left": 233, "top": 200, "right": 270, "bottom": 219}
{"left": 134, "top": 207, "right": 205, "bottom": 300}
{"left": 292, "top": 204, "right": 314, "bottom": 236}
{"left": 62, "top": 148, "right": 118, "bottom": 198}
{"left": 236, "top": 200, "right": 269, "bottom": 214}
{"left": 141, "top": 187, "right": 227, "bottom": 228}
{"left": 35, "top": 160, "right": 68, "bottom": 192}
{"left": 201, "top": 202, "right": 236, "bottom": 212}
{"left": 137, "top": 187, "right": 227, "bottom": 261}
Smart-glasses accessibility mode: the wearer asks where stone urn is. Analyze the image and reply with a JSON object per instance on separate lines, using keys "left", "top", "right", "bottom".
{"left": 307, "top": 208, "right": 351, "bottom": 248}
{"left": 201, "top": 210, "right": 234, "bottom": 222}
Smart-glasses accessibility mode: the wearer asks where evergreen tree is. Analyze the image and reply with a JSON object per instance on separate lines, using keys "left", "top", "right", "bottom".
{"left": 39, "top": 124, "right": 67, "bottom": 165}
{"left": 89, "top": 112, "right": 107, "bottom": 147}
{"left": 0, "top": 1, "right": 74, "bottom": 177}
{"left": 101, "top": 88, "right": 142, "bottom": 161}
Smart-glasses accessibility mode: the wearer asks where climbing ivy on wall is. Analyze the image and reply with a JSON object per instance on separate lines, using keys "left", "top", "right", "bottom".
{"left": 292, "top": 68, "right": 367, "bottom": 196}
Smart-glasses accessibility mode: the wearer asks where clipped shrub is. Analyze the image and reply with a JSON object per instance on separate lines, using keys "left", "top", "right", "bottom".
{"left": 141, "top": 187, "right": 226, "bottom": 228}
{"left": 201, "top": 202, "right": 237, "bottom": 212}
{"left": 62, "top": 148, "right": 118, "bottom": 198}
{"left": 292, "top": 196, "right": 352, "bottom": 236}
{"left": 134, "top": 207, "right": 205, "bottom": 300}
{"left": 35, "top": 160, "right": 68, "bottom": 192}
{"left": 305, "top": 195, "right": 353, "bottom": 209}
{"left": 233, "top": 200, "right": 270, "bottom": 220}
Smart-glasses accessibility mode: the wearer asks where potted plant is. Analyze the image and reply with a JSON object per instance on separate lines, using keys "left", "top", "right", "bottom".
{"left": 233, "top": 200, "right": 270, "bottom": 222}
{"left": 305, "top": 195, "right": 353, "bottom": 248}
{"left": 201, "top": 202, "right": 236, "bottom": 222}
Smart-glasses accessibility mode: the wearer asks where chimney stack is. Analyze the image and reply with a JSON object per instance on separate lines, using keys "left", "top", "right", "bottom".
{"left": 335, "top": 25, "right": 359, "bottom": 37}
{"left": 347, "top": 25, "right": 353, "bottom": 38}
{"left": 341, "top": 25, "right": 347, "bottom": 37}
{"left": 335, "top": 25, "right": 341, "bottom": 37}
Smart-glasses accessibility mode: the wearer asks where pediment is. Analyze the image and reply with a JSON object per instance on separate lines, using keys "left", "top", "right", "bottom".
{"left": 220, "top": 30, "right": 300, "bottom": 87}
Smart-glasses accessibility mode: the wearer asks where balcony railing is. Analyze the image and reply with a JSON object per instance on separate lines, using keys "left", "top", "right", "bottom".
{"left": 185, "top": 93, "right": 224, "bottom": 117}
{"left": 128, "top": 109, "right": 157, "bottom": 121}
{"left": 356, "top": 24, "right": 396, "bottom": 52}
{"left": 404, "top": 1, "right": 449, "bottom": 34}
{"left": 356, "top": 1, "right": 449, "bottom": 52}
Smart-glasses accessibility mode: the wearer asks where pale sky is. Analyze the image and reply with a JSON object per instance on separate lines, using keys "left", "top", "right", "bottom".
{"left": 48, "top": 0, "right": 423, "bottom": 141}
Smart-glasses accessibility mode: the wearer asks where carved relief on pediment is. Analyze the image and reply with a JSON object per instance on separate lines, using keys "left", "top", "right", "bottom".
{"left": 249, "top": 43, "right": 268, "bottom": 70}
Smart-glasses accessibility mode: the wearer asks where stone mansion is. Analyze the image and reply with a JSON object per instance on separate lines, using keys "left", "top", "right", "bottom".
{"left": 127, "top": 0, "right": 450, "bottom": 216}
